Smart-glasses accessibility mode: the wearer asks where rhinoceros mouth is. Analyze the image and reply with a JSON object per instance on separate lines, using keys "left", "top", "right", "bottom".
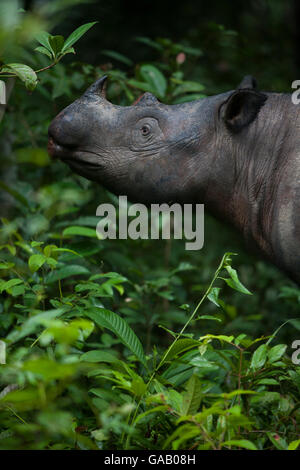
{"left": 47, "top": 136, "right": 77, "bottom": 160}
{"left": 48, "top": 136, "right": 102, "bottom": 175}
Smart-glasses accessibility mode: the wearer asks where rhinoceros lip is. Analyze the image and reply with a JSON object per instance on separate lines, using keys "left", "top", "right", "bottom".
{"left": 48, "top": 136, "right": 76, "bottom": 159}
{"left": 48, "top": 137, "right": 101, "bottom": 172}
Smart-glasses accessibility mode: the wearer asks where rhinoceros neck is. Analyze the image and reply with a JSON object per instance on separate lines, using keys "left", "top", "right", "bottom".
{"left": 204, "top": 92, "right": 300, "bottom": 279}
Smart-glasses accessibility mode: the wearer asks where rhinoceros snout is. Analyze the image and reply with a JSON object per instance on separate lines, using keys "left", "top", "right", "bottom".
{"left": 48, "top": 111, "right": 81, "bottom": 159}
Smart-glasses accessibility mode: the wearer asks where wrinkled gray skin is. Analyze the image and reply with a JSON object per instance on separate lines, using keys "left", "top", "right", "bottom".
{"left": 48, "top": 75, "right": 300, "bottom": 284}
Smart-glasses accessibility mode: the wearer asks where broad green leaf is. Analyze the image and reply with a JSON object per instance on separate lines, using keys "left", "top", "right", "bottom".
{"left": 35, "top": 31, "right": 52, "bottom": 51}
{"left": 86, "top": 308, "right": 146, "bottom": 367}
{"left": 0, "top": 278, "right": 23, "bottom": 293}
{"left": 257, "top": 378, "right": 279, "bottom": 385}
{"left": 134, "top": 405, "right": 168, "bottom": 424}
{"left": 182, "top": 375, "right": 202, "bottom": 415}
{"left": 48, "top": 35, "right": 65, "bottom": 56}
{"left": 62, "top": 22, "right": 98, "bottom": 52}
{"left": 45, "top": 264, "right": 90, "bottom": 283}
{"left": 222, "top": 265, "right": 252, "bottom": 295}
{"left": 34, "top": 46, "right": 52, "bottom": 59}
{"left": 139, "top": 64, "right": 167, "bottom": 98}
{"left": 127, "top": 79, "right": 157, "bottom": 95}
{"left": 28, "top": 253, "right": 46, "bottom": 273}
{"left": 267, "top": 432, "right": 287, "bottom": 450}
{"left": 131, "top": 377, "right": 147, "bottom": 397}
{"left": 61, "top": 47, "right": 75, "bottom": 56}
{"left": 222, "top": 439, "right": 257, "bottom": 450}
{"left": 1, "top": 64, "right": 38, "bottom": 91}
{"left": 189, "top": 356, "right": 219, "bottom": 370}
{"left": 81, "top": 350, "right": 119, "bottom": 363}
{"left": 251, "top": 344, "right": 268, "bottom": 370}
{"left": 63, "top": 226, "right": 98, "bottom": 238}
{"left": 268, "top": 344, "right": 287, "bottom": 363}
{"left": 207, "top": 287, "right": 221, "bottom": 307}
{"left": 162, "top": 338, "right": 200, "bottom": 363}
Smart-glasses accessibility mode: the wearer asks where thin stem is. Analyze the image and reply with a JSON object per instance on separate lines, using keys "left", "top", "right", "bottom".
{"left": 125, "top": 253, "right": 230, "bottom": 449}
{"left": 156, "top": 252, "right": 228, "bottom": 371}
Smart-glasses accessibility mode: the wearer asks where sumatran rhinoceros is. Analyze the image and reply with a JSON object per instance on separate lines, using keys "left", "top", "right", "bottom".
{"left": 48, "top": 75, "right": 300, "bottom": 284}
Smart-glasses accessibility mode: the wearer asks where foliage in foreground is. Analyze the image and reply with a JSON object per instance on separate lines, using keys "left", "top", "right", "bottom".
{"left": 0, "top": 5, "right": 300, "bottom": 450}
{"left": 0, "top": 241, "right": 300, "bottom": 450}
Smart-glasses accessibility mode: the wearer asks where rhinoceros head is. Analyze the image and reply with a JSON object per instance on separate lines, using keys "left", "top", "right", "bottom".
{"left": 48, "top": 75, "right": 266, "bottom": 204}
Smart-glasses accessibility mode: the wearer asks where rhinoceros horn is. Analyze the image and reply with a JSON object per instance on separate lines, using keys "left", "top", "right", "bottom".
{"left": 84, "top": 75, "right": 108, "bottom": 99}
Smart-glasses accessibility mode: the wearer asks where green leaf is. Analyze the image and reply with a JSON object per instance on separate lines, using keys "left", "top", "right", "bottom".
{"left": 181, "top": 375, "right": 202, "bottom": 415}
{"left": 267, "top": 432, "right": 287, "bottom": 450}
{"left": 222, "top": 439, "right": 257, "bottom": 450}
{"left": 28, "top": 254, "right": 46, "bottom": 273}
{"left": 61, "top": 47, "right": 75, "bottom": 56}
{"left": 134, "top": 405, "right": 168, "bottom": 424}
{"left": 0, "top": 262, "right": 15, "bottom": 269}
{"left": 62, "top": 22, "right": 98, "bottom": 52}
{"left": 134, "top": 37, "right": 164, "bottom": 51}
{"left": 197, "top": 315, "right": 222, "bottom": 322}
{"left": 85, "top": 308, "right": 146, "bottom": 367}
{"left": 127, "top": 79, "right": 157, "bottom": 95}
{"left": 48, "top": 35, "right": 65, "bottom": 56}
{"left": 34, "top": 46, "right": 52, "bottom": 59}
{"left": 45, "top": 265, "right": 90, "bottom": 283}
{"left": 80, "top": 350, "right": 119, "bottom": 363}
{"left": 288, "top": 439, "right": 300, "bottom": 450}
{"left": 172, "top": 80, "right": 205, "bottom": 96}
{"left": 7, "top": 308, "right": 66, "bottom": 343}
{"left": 268, "top": 344, "right": 287, "bottom": 364}
{"left": 172, "top": 93, "right": 206, "bottom": 104}
{"left": 35, "top": 31, "right": 52, "bottom": 51}
{"left": 0, "top": 181, "right": 30, "bottom": 208}
{"left": 1, "top": 63, "right": 38, "bottom": 91}
{"left": 222, "top": 265, "right": 252, "bottom": 295}
{"left": 101, "top": 50, "right": 133, "bottom": 66}
{"left": 251, "top": 344, "right": 268, "bottom": 370}
{"left": 16, "top": 147, "right": 50, "bottom": 167}
{"left": 0, "top": 278, "right": 23, "bottom": 293}
{"left": 200, "top": 334, "right": 234, "bottom": 345}
{"left": 207, "top": 287, "right": 221, "bottom": 307}
{"left": 63, "top": 226, "right": 98, "bottom": 238}
{"left": 163, "top": 338, "right": 200, "bottom": 363}
{"left": 139, "top": 64, "right": 167, "bottom": 98}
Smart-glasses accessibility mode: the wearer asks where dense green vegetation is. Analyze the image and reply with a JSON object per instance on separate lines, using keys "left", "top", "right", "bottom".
{"left": 0, "top": 1, "right": 299, "bottom": 450}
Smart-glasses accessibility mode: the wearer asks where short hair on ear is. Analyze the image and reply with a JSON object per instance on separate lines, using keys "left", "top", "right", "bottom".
{"left": 222, "top": 89, "right": 267, "bottom": 133}
{"left": 237, "top": 75, "right": 258, "bottom": 90}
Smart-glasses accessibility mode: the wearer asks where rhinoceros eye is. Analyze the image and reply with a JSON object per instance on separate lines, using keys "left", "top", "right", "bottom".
{"left": 140, "top": 124, "right": 151, "bottom": 136}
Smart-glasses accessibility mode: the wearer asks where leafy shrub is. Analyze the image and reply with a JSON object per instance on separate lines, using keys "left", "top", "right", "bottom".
{"left": 0, "top": 7, "right": 299, "bottom": 450}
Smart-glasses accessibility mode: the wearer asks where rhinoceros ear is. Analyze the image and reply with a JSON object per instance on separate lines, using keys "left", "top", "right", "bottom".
{"left": 222, "top": 89, "right": 267, "bottom": 133}
{"left": 133, "top": 92, "right": 160, "bottom": 106}
{"left": 237, "top": 75, "right": 257, "bottom": 90}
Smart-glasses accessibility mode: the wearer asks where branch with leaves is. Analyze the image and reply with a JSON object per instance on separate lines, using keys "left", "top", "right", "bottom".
{"left": 0, "top": 22, "right": 97, "bottom": 91}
